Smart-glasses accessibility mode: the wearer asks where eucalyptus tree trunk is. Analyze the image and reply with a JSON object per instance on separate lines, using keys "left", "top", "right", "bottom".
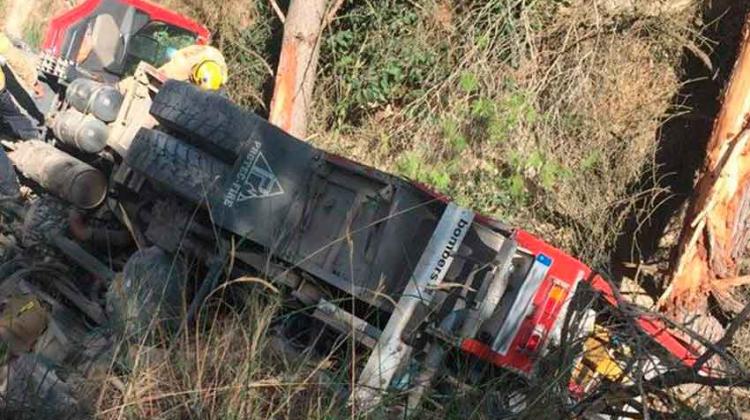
{"left": 661, "top": 14, "right": 750, "bottom": 312}
{"left": 268, "top": 0, "right": 329, "bottom": 139}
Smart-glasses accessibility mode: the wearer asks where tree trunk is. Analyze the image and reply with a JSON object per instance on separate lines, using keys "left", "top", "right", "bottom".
{"left": 268, "top": 0, "right": 328, "bottom": 139}
{"left": 660, "top": 14, "right": 750, "bottom": 311}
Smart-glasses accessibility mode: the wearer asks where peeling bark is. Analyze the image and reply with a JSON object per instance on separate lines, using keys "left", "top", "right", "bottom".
{"left": 661, "top": 14, "right": 750, "bottom": 311}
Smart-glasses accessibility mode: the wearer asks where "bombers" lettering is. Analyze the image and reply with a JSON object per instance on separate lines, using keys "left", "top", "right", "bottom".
{"left": 429, "top": 218, "right": 470, "bottom": 282}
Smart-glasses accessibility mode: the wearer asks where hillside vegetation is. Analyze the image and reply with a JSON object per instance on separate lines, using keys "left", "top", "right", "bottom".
{"left": 7, "top": 0, "right": 750, "bottom": 418}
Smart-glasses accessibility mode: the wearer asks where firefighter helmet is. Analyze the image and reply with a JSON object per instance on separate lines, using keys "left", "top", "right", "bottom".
{"left": 191, "top": 60, "right": 225, "bottom": 91}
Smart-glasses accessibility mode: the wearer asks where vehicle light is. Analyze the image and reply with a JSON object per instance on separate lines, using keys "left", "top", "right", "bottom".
{"left": 542, "top": 281, "right": 569, "bottom": 317}
{"left": 524, "top": 325, "right": 546, "bottom": 352}
{"left": 548, "top": 283, "right": 566, "bottom": 302}
{"left": 492, "top": 253, "right": 552, "bottom": 354}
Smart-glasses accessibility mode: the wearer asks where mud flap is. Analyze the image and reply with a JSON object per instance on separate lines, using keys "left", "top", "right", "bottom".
{"left": 209, "top": 119, "right": 322, "bottom": 248}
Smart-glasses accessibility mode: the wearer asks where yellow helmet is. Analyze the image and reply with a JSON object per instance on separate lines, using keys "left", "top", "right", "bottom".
{"left": 191, "top": 60, "right": 225, "bottom": 91}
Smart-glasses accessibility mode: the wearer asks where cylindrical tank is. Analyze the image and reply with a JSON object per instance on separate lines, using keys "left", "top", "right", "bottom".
{"left": 8, "top": 140, "right": 107, "bottom": 209}
{"left": 66, "top": 78, "right": 124, "bottom": 123}
{"left": 52, "top": 108, "right": 109, "bottom": 153}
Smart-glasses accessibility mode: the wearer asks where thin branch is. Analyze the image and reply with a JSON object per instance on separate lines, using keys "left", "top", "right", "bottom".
{"left": 596, "top": 274, "right": 744, "bottom": 373}
{"left": 323, "top": 0, "right": 346, "bottom": 29}
{"left": 693, "top": 300, "right": 750, "bottom": 370}
{"left": 269, "top": 0, "right": 285, "bottom": 23}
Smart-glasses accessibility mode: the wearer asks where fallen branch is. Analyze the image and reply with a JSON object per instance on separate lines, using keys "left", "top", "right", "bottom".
{"left": 269, "top": 0, "right": 285, "bottom": 23}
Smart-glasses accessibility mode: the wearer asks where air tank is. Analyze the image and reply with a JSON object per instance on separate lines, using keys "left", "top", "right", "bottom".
{"left": 53, "top": 108, "right": 109, "bottom": 153}
{"left": 66, "top": 78, "right": 124, "bottom": 123}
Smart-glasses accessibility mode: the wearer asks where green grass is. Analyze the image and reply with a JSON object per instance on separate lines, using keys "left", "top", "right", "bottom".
{"left": 309, "top": 0, "right": 696, "bottom": 267}
{"left": 116, "top": 2, "right": 701, "bottom": 417}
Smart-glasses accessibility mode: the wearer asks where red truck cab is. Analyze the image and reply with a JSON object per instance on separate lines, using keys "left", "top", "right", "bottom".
{"left": 42, "top": 0, "right": 210, "bottom": 81}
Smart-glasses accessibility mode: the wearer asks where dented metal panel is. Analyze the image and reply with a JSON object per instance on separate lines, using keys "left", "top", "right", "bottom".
{"left": 354, "top": 203, "right": 474, "bottom": 409}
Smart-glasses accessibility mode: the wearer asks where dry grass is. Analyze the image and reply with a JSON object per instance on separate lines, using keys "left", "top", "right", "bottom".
{"left": 1, "top": 0, "right": 72, "bottom": 47}
{"left": 307, "top": 0, "right": 699, "bottom": 269}
{"left": 98, "top": 0, "right": 712, "bottom": 417}
{"left": 89, "top": 0, "right": 706, "bottom": 417}
{"left": 93, "top": 289, "right": 349, "bottom": 419}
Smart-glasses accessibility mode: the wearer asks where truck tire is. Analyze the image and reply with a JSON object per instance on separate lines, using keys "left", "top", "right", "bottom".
{"left": 106, "top": 246, "right": 188, "bottom": 341}
{"left": 125, "top": 128, "right": 230, "bottom": 204}
{"left": 150, "top": 80, "right": 262, "bottom": 161}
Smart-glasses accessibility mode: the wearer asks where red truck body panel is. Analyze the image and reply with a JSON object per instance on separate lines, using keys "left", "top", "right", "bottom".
{"left": 461, "top": 228, "right": 702, "bottom": 376}
{"left": 461, "top": 229, "right": 588, "bottom": 375}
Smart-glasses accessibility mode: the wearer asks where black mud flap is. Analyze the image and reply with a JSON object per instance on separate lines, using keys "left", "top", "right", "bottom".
{"left": 208, "top": 113, "right": 323, "bottom": 248}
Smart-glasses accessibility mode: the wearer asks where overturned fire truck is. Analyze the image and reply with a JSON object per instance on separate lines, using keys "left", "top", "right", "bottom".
{"left": 0, "top": 0, "right": 706, "bottom": 414}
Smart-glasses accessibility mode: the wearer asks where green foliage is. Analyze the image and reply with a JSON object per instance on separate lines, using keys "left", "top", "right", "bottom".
{"left": 441, "top": 119, "right": 467, "bottom": 152}
{"left": 396, "top": 150, "right": 453, "bottom": 192}
{"left": 489, "top": 92, "right": 537, "bottom": 143}
{"left": 151, "top": 28, "right": 195, "bottom": 54}
{"left": 321, "top": 0, "right": 450, "bottom": 125}
{"left": 463, "top": 88, "right": 538, "bottom": 146}
{"left": 581, "top": 150, "right": 601, "bottom": 171}
{"left": 508, "top": 148, "right": 571, "bottom": 192}
{"left": 459, "top": 71, "right": 479, "bottom": 93}
{"left": 214, "top": 1, "right": 276, "bottom": 110}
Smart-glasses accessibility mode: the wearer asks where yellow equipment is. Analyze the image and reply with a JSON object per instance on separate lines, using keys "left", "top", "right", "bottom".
{"left": 570, "top": 326, "right": 632, "bottom": 397}
{"left": 118, "top": 45, "right": 227, "bottom": 93}
{"left": 0, "top": 33, "right": 11, "bottom": 54}
{"left": 158, "top": 45, "right": 227, "bottom": 90}
{"left": 0, "top": 293, "right": 48, "bottom": 353}
{"left": 191, "top": 59, "right": 225, "bottom": 90}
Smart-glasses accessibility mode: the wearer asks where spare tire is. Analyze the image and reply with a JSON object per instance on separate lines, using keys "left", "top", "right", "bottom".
{"left": 125, "top": 128, "right": 230, "bottom": 204}
{"left": 150, "top": 80, "right": 263, "bottom": 161}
